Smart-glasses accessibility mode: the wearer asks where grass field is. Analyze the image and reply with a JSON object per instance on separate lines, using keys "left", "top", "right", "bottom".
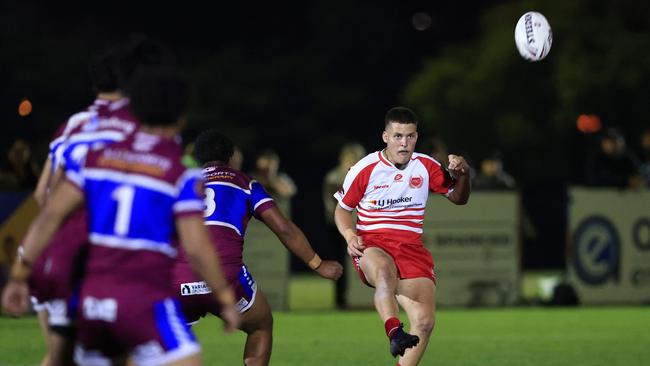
{"left": 1, "top": 276, "right": 649, "bottom": 365}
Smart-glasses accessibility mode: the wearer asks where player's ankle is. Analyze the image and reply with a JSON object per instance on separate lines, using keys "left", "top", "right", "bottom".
{"left": 384, "top": 317, "right": 401, "bottom": 338}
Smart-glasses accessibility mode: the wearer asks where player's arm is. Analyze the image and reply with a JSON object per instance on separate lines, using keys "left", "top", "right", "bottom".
{"left": 446, "top": 154, "right": 471, "bottom": 205}
{"left": 175, "top": 215, "right": 240, "bottom": 331}
{"left": 2, "top": 181, "right": 83, "bottom": 316}
{"left": 260, "top": 206, "right": 342, "bottom": 280}
{"left": 33, "top": 157, "right": 52, "bottom": 208}
{"left": 334, "top": 204, "right": 365, "bottom": 257}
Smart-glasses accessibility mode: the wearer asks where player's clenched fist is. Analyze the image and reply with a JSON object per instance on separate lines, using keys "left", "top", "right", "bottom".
{"left": 220, "top": 305, "right": 241, "bottom": 333}
{"left": 1, "top": 280, "right": 29, "bottom": 316}
{"left": 316, "top": 260, "right": 344, "bottom": 280}
{"left": 447, "top": 154, "right": 470, "bottom": 176}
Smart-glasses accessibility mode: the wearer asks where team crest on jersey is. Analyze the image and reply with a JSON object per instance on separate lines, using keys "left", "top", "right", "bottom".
{"left": 394, "top": 174, "right": 403, "bottom": 182}
{"left": 409, "top": 175, "right": 423, "bottom": 188}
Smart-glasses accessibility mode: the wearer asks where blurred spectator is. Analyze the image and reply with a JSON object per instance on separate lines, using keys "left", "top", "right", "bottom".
{"left": 585, "top": 127, "right": 642, "bottom": 189}
{"left": 422, "top": 136, "right": 477, "bottom": 181}
{"left": 473, "top": 151, "right": 516, "bottom": 190}
{"left": 0, "top": 139, "right": 40, "bottom": 190}
{"left": 181, "top": 142, "right": 199, "bottom": 168}
{"left": 322, "top": 142, "right": 366, "bottom": 308}
{"left": 639, "top": 129, "right": 650, "bottom": 187}
{"left": 421, "top": 135, "right": 449, "bottom": 167}
{"left": 323, "top": 143, "right": 366, "bottom": 225}
{"left": 250, "top": 150, "right": 296, "bottom": 216}
{"left": 229, "top": 146, "right": 244, "bottom": 170}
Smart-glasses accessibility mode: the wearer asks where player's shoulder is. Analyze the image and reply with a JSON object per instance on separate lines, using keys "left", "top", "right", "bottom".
{"left": 106, "top": 98, "right": 138, "bottom": 123}
{"left": 203, "top": 164, "right": 251, "bottom": 190}
{"left": 64, "top": 105, "right": 100, "bottom": 135}
{"left": 88, "top": 132, "right": 184, "bottom": 175}
{"left": 347, "top": 151, "right": 382, "bottom": 175}
{"left": 412, "top": 152, "right": 442, "bottom": 168}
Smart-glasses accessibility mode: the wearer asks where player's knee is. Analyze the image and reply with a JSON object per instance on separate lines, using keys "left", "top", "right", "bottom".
{"left": 413, "top": 316, "right": 435, "bottom": 336}
{"left": 374, "top": 266, "right": 397, "bottom": 286}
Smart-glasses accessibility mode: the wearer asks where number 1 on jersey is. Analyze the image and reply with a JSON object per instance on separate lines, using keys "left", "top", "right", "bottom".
{"left": 112, "top": 185, "right": 135, "bottom": 236}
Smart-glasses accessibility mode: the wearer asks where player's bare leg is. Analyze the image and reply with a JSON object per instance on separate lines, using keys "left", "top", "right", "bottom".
{"left": 36, "top": 309, "right": 52, "bottom": 366}
{"left": 164, "top": 353, "right": 202, "bottom": 366}
{"left": 47, "top": 332, "right": 74, "bottom": 366}
{"left": 358, "top": 247, "right": 399, "bottom": 321}
{"left": 359, "top": 247, "right": 419, "bottom": 357}
{"left": 239, "top": 290, "right": 273, "bottom": 366}
{"left": 395, "top": 278, "right": 436, "bottom": 366}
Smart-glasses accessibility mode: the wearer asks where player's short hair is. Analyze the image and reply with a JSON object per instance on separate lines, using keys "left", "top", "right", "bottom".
{"left": 89, "top": 46, "right": 121, "bottom": 93}
{"left": 384, "top": 107, "right": 419, "bottom": 128}
{"left": 128, "top": 68, "right": 190, "bottom": 127}
{"left": 116, "top": 34, "right": 176, "bottom": 92}
{"left": 193, "top": 130, "right": 234, "bottom": 165}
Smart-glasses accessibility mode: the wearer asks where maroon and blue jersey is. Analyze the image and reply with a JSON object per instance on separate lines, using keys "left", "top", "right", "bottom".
{"left": 66, "top": 132, "right": 204, "bottom": 292}
{"left": 173, "top": 164, "right": 276, "bottom": 319}
{"left": 29, "top": 98, "right": 139, "bottom": 323}
{"left": 68, "top": 132, "right": 205, "bottom": 364}
{"left": 62, "top": 98, "right": 139, "bottom": 172}
{"left": 199, "top": 164, "right": 276, "bottom": 268}
{"left": 48, "top": 98, "right": 110, "bottom": 175}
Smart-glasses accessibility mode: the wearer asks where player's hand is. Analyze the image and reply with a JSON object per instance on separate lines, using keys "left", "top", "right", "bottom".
{"left": 315, "top": 260, "right": 343, "bottom": 280}
{"left": 447, "top": 154, "right": 470, "bottom": 177}
{"left": 220, "top": 305, "right": 241, "bottom": 333}
{"left": 345, "top": 233, "right": 365, "bottom": 257}
{"left": 1, "top": 280, "right": 30, "bottom": 316}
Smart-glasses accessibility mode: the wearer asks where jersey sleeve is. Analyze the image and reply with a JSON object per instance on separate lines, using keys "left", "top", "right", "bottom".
{"left": 421, "top": 157, "right": 456, "bottom": 196}
{"left": 174, "top": 168, "right": 206, "bottom": 217}
{"left": 64, "top": 146, "right": 87, "bottom": 190}
{"left": 333, "top": 162, "right": 375, "bottom": 211}
{"left": 250, "top": 180, "right": 276, "bottom": 218}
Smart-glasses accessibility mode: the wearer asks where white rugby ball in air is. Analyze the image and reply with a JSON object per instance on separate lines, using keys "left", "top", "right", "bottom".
{"left": 514, "top": 11, "right": 553, "bottom": 61}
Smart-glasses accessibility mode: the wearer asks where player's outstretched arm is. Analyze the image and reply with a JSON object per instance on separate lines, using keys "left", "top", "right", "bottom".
{"left": 2, "top": 181, "right": 83, "bottom": 316}
{"left": 334, "top": 204, "right": 365, "bottom": 257}
{"left": 176, "top": 215, "right": 240, "bottom": 332}
{"left": 446, "top": 154, "right": 471, "bottom": 205}
{"left": 260, "top": 206, "right": 342, "bottom": 280}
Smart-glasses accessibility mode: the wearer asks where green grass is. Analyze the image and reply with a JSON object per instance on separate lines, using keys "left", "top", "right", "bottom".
{"left": 1, "top": 275, "right": 649, "bottom": 365}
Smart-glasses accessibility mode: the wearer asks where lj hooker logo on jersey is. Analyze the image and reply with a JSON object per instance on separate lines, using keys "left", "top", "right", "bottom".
{"left": 409, "top": 175, "right": 423, "bottom": 188}
{"left": 369, "top": 196, "right": 413, "bottom": 207}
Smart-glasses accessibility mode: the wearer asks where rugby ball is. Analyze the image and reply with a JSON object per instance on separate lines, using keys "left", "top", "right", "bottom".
{"left": 514, "top": 11, "right": 553, "bottom": 61}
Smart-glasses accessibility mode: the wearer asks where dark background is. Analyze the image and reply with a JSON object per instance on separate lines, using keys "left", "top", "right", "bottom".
{"left": 2, "top": 0, "right": 649, "bottom": 271}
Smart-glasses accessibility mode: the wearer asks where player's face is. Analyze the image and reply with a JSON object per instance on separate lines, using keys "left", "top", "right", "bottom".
{"left": 382, "top": 122, "right": 418, "bottom": 166}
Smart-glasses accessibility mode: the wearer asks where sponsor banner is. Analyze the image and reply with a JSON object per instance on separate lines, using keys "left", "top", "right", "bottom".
{"left": 346, "top": 192, "right": 520, "bottom": 308}
{"left": 0, "top": 192, "right": 39, "bottom": 264}
{"left": 242, "top": 199, "right": 290, "bottom": 311}
{"left": 568, "top": 188, "right": 650, "bottom": 304}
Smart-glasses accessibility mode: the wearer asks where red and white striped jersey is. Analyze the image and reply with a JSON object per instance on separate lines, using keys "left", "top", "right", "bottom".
{"left": 334, "top": 151, "right": 455, "bottom": 242}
